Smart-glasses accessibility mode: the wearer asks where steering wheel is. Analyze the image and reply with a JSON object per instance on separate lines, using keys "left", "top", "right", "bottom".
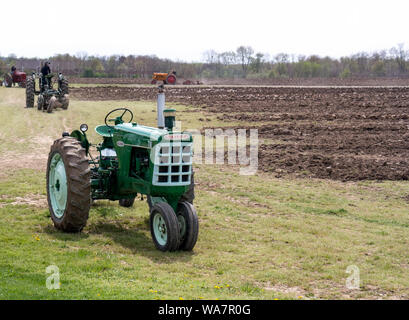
{"left": 104, "top": 108, "right": 134, "bottom": 127}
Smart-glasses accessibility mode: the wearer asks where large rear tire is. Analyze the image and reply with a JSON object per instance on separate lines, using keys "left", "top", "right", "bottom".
{"left": 46, "top": 137, "right": 91, "bottom": 232}
{"left": 150, "top": 202, "right": 180, "bottom": 251}
{"left": 60, "top": 78, "right": 69, "bottom": 95}
{"left": 25, "top": 77, "right": 35, "bottom": 108}
{"left": 166, "top": 74, "right": 177, "bottom": 85}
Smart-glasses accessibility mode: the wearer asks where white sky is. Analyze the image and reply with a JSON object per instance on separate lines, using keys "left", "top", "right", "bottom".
{"left": 1, "top": 0, "right": 409, "bottom": 62}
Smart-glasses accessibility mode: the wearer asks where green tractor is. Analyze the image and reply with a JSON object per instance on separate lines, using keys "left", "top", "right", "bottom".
{"left": 46, "top": 107, "right": 198, "bottom": 252}
{"left": 26, "top": 72, "right": 69, "bottom": 112}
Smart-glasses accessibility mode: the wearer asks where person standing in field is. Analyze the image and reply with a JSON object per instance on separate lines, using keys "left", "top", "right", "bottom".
{"left": 41, "top": 61, "right": 51, "bottom": 91}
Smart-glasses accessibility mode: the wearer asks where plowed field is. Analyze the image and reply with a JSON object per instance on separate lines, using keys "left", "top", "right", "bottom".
{"left": 71, "top": 86, "right": 409, "bottom": 181}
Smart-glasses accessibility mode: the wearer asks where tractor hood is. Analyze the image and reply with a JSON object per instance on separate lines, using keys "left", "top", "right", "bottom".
{"left": 114, "top": 123, "right": 167, "bottom": 142}
{"left": 114, "top": 123, "right": 192, "bottom": 143}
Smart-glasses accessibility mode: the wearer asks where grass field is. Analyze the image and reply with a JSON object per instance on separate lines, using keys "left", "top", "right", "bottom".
{"left": 0, "top": 87, "right": 409, "bottom": 299}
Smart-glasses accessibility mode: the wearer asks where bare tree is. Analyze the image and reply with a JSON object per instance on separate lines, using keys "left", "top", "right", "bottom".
{"left": 236, "top": 46, "right": 254, "bottom": 77}
{"left": 274, "top": 53, "right": 289, "bottom": 63}
{"left": 390, "top": 43, "right": 407, "bottom": 74}
{"left": 219, "top": 51, "right": 236, "bottom": 66}
{"left": 250, "top": 52, "right": 264, "bottom": 73}
{"left": 203, "top": 50, "right": 218, "bottom": 64}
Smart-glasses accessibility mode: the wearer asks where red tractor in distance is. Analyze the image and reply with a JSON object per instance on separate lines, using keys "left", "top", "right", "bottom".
{"left": 1, "top": 66, "right": 27, "bottom": 88}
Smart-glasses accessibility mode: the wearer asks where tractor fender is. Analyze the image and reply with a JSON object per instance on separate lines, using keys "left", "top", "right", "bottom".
{"left": 70, "top": 130, "right": 90, "bottom": 155}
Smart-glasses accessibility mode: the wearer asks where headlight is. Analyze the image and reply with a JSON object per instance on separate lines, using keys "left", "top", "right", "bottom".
{"left": 80, "top": 124, "right": 88, "bottom": 133}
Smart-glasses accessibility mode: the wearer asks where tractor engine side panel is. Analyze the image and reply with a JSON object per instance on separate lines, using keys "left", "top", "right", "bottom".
{"left": 111, "top": 131, "right": 153, "bottom": 196}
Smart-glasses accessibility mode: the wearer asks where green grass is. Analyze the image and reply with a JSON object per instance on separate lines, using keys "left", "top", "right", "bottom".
{"left": 1, "top": 86, "right": 409, "bottom": 299}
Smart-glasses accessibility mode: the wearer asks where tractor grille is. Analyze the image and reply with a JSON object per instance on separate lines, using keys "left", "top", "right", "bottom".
{"left": 152, "top": 142, "right": 192, "bottom": 186}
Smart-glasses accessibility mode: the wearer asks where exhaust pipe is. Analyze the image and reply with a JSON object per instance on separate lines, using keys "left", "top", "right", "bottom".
{"left": 157, "top": 84, "right": 165, "bottom": 129}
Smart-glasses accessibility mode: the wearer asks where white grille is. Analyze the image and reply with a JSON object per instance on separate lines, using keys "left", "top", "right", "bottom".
{"left": 152, "top": 142, "right": 192, "bottom": 186}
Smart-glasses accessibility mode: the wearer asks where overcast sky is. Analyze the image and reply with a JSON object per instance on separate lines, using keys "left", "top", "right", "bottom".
{"left": 1, "top": 0, "right": 408, "bottom": 61}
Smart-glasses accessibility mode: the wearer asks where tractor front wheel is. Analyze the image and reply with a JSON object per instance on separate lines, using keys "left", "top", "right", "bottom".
{"left": 119, "top": 197, "right": 135, "bottom": 207}
{"left": 146, "top": 173, "right": 194, "bottom": 211}
{"left": 37, "top": 94, "right": 44, "bottom": 110}
{"left": 60, "top": 94, "right": 69, "bottom": 110}
{"left": 26, "top": 77, "right": 35, "bottom": 108}
{"left": 150, "top": 202, "right": 180, "bottom": 251}
{"left": 176, "top": 201, "right": 199, "bottom": 251}
{"left": 46, "top": 137, "right": 91, "bottom": 232}
{"left": 47, "top": 97, "right": 57, "bottom": 113}
{"left": 180, "top": 172, "right": 195, "bottom": 204}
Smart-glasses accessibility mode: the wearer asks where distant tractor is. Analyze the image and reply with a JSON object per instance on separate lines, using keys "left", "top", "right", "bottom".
{"left": 151, "top": 71, "right": 177, "bottom": 85}
{"left": 25, "top": 72, "right": 69, "bottom": 112}
{"left": 1, "top": 67, "right": 26, "bottom": 88}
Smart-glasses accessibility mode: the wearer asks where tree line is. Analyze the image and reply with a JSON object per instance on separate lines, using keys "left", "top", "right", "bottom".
{"left": 1, "top": 44, "right": 409, "bottom": 79}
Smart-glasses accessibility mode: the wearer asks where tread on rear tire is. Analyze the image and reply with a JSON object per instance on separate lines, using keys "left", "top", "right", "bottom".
{"left": 25, "top": 76, "right": 35, "bottom": 108}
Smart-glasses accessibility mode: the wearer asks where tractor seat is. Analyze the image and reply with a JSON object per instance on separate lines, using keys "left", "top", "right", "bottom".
{"left": 95, "top": 125, "right": 113, "bottom": 137}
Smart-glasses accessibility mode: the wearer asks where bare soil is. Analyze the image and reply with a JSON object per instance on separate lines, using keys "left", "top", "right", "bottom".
{"left": 70, "top": 77, "right": 148, "bottom": 84}
{"left": 70, "top": 77, "right": 409, "bottom": 86}
{"left": 71, "top": 86, "right": 409, "bottom": 181}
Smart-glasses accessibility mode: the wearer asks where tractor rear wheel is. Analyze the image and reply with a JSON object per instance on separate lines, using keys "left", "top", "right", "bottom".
{"left": 151, "top": 79, "right": 157, "bottom": 85}
{"left": 46, "top": 137, "right": 91, "bottom": 232}
{"left": 150, "top": 202, "right": 180, "bottom": 251}
{"left": 166, "top": 74, "right": 177, "bottom": 85}
{"left": 25, "top": 77, "right": 35, "bottom": 108}
{"left": 176, "top": 201, "right": 199, "bottom": 251}
{"left": 119, "top": 197, "right": 135, "bottom": 207}
{"left": 60, "top": 78, "right": 69, "bottom": 95}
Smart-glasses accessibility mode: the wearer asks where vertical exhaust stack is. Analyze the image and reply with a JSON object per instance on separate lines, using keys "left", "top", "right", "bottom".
{"left": 157, "top": 84, "right": 165, "bottom": 129}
